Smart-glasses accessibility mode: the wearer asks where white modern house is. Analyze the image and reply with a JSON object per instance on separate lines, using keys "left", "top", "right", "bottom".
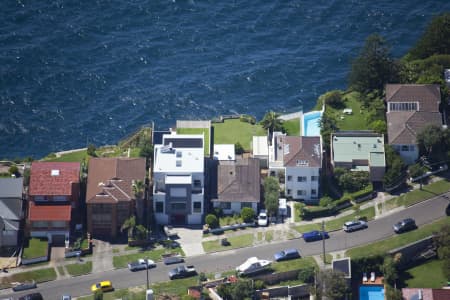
{"left": 269, "top": 132, "right": 322, "bottom": 203}
{"left": 252, "top": 136, "right": 269, "bottom": 168}
{"left": 153, "top": 133, "right": 205, "bottom": 225}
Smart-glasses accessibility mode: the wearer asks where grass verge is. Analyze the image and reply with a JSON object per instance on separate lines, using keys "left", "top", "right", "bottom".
{"left": 346, "top": 217, "right": 450, "bottom": 258}
{"left": 271, "top": 256, "right": 318, "bottom": 273}
{"left": 66, "top": 261, "right": 92, "bottom": 276}
{"left": 202, "top": 233, "right": 253, "bottom": 253}
{"left": 0, "top": 268, "right": 56, "bottom": 289}
{"left": 112, "top": 247, "right": 183, "bottom": 269}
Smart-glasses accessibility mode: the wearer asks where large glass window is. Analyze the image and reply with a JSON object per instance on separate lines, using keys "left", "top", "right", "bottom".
{"left": 297, "top": 176, "right": 307, "bottom": 182}
{"left": 171, "top": 202, "right": 186, "bottom": 211}
{"left": 311, "top": 176, "right": 319, "bottom": 181}
{"left": 241, "top": 202, "right": 252, "bottom": 209}
{"left": 193, "top": 202, "right": 202, "bottom": 213}
{"left": 155, "top": 202, "right": 164, "bottom": 213}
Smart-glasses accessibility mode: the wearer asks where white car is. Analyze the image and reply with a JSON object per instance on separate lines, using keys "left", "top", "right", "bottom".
{"left": 236, "top": 257, "right": 271, "bottom": 276}
{"left": 342, "top": 220, "right": 367, "bottom": 232}
{"left": 258, "top": 210, "right": 268, "bottom": 226}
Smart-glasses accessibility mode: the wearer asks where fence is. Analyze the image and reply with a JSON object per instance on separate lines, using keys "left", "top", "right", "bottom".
{"left": 21, "top": 243, "right": 50, "bottom": 266}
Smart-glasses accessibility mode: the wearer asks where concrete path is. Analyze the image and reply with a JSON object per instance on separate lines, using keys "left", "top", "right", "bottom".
{"left": 91, "top": 239, "right": 114, "bottom": 272}
{"left": 176, "top": 227, "right": 205, "bottom": 257}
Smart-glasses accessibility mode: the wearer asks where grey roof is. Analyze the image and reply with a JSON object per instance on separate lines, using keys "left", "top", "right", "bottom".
{"left": 215, "top": 158, "right": 261, "bottom": 203}
{"left": 164, "top": 137, "right": 203, "bottom": 148}
{"left": 332, "top": 257, "right": 351, "bottom": 278}
{"left": 0, "top": 178, "right": 23, "bottom": 198}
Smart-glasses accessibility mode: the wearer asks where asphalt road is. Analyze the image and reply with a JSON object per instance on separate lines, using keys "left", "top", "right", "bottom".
{"left": 5, "top": 194, "right": 450, "bottom": 300}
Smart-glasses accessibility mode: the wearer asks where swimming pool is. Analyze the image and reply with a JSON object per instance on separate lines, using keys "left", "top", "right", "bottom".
{"left": 359, "top": 285, "right": 384, "bottom": 300}
{"left": 302, "top": 110, "right": 322, "bottom": 136}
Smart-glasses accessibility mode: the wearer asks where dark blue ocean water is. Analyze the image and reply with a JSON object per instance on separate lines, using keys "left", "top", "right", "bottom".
{"left": 1, "top": 0, "right": 450, "bottom": 159}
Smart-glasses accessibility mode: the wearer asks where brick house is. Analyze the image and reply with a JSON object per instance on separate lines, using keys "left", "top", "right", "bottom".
{"left": 386, "top": 84, "right": 442, "bottom": 164}
{"left": 27, "top": 162, "right": 80, "bottom": 244}
{"left": 86, "top": 157, "right": 146, "bottom": 239}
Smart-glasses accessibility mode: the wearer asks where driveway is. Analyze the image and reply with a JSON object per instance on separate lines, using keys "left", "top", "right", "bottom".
{"left": 91, "top": 239, "right": 114, "bottom": 272}
{"left": 175, "top": 227, "right": 205, "bottom": 257}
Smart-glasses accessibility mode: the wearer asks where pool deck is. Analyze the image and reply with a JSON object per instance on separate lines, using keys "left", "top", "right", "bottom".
{"left": 361, "top": 276, "right": 384, "bottom": 285}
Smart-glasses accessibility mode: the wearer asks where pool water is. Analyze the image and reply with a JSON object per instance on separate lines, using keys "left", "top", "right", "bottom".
{"left": 302, "top": 111, "right": 322, "bottom": 136}
{"left": 359, "top": 285, "right": 385, "bottom": 300}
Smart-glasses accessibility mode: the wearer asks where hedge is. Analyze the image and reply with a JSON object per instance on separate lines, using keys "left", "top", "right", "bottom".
{"left": 351, "top": 184, "right": 374, "bottom": 202}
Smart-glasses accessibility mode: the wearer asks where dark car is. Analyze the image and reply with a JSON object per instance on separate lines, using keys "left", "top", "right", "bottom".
{"left": 168, "top": 265, "right": 197, "bottom": 280}
{"left": 18, "top": 293, "right": 43, "bottom": 300}
{"left": 12, "top": 281, "right": 37, "bottom": 292}
{"left": 393, "top": 218, "right": 416, "bottom": 233}
{"left": 274, "top": 248, "right": 300, "bottom": 261}
{"left": 302, "top": 230, "right": 329, "bottom": 242}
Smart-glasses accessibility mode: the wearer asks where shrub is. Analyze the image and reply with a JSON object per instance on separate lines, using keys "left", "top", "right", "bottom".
{"left": 324, "top": 90, "right": 345, "bottom": 109}
{"left": 205, "top": 214, "right": 219, "bottom": 229}
{"left": 8, "top": 165, "right": 19, "bottom": 177}
{"left": 87, "top": 144, "right": 97, "bottom": 157}
{"left": 240, "top": 207, "right": 255, "bottom": 223}
{"left": 235, "top": 142, "right": 244, "bottom": 155}
{"left": 240, "top": 114, "right": 256, "bottom": 124}
{"left": 298, "top": 266, "right": 315, "bottom": 283}
{"left": 214, "top": 207, "right": 224, "bottom": 218}
{"left": 320, "top": 196, "right": 333, "bottom": 207}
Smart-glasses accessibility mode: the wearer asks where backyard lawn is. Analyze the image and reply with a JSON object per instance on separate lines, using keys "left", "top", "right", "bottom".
{"left": 213, "top": 119, "right": 266, "bottom": 151}
{"left": 282, "top": 118, "right": 300, "bottom": 136}
{"left": 42, "top": 149, "right": 88, "bottom": 162}
{"left": 403, "top": 259, "right": 447, "bottom": 288}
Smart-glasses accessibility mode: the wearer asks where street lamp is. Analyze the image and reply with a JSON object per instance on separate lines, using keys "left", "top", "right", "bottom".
{"left": 145, "top": 257, "right": 149, "bottom": 290}
{"left": 321, "top": 220, "right": 326, "bottom": 264}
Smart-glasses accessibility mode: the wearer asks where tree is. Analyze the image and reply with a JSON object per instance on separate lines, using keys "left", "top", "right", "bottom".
{"left": 349, "top": 34, "right": 399, "bottom": 93}
{"left": 240, "top": 207, "right": 255, "bottom": 223}
{"left": 434, "top": 224, "right": 450, "bottom": 279}
{"left": 217, "top": 279, "right": 253, "bottom": 300}
{"left": 316, "top": 270, "right": 349, "bottom": 300}
{"left": 408, "top": 163, "right": 426, "bottom": 179}
{"left": 298, "top": 266, "right": 315, "bottom": 283}
{"left": 323, "top": 90, "right": 345, "bottom": 109}
{"left": 139, "top": 140, "right": 153, "bottom": 159}
{"left": 8, "top": 165, "right": 20, "bottom": 177}
{"left": 235, "top": 142, "right": 244, "bottom": 155}
{"left": 319, "top": 111, "right": 338, "bottom": 152}
{"left": 261, "top": 111, "right": 283, "bottom": 136}
{"left": 383, "top": 145, "right": 406, "bottom": 187}
{"left": 87, "top": 144, "right": 97, "bottom": 157}
{"left": 205, "top": 214, "right": 219, "bottom": 229}
{"left": 417, "top": 125, "right": 449, "bottom": 161}
{"left": 264, "top": 176, "right": 279, "bottom": 217}
{"left": 385, "top": 286, "right": 403, "bottom": 300}
{"left": 121, "top": 215, "right": 136, "bottom": 239}
{"left": 408, "top": 13, "right": 450, "bottom": 60}
{"left": 135, "top": 225, "right": 148, "bottom": 240}
{"left": 382, "top": 256, "right": 398, "bottom": 286}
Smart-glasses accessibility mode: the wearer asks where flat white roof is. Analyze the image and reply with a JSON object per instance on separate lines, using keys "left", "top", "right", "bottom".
{"left": 213, "top": 144, "right": 235, "bottom": 161}
{"left": 154, "top": 133, "right": 204, "bottom": 173}
{"left": 252, "top": 136, "right": 268, "bottom": 156}
{"left": 165, "top": 175, "right": 192, "bottom": 184}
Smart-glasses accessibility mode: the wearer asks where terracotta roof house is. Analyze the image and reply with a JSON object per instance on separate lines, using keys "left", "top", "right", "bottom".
{"left": 0, "top": 178, "right": 24, "bottom": 247}
{"left": 86, "top": 157, "right": 146, "bottom": 239}
{"left": 269, "top": 133, "right": 322, "bottom": 203}
{"left": 28, "top": 162, "right": 80, "bottom": 244}
{"left": 330, "top": 131, "right": 385, "bottom": 182}
{"left": 211, "top": 158, "right": 261, "bottom": 215}
{"left": 402, "top": 288, "right": 450, "bottom": 300}
{"left": 386, "top": 84, "right": 442, "bottom": 164}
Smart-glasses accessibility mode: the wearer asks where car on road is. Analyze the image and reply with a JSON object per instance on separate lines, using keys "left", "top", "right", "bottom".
{"left": 18, "top": 293, "right": 43, "bottom": 300}
{"left": 258, "top": 209, "right": 268, "bottom": 227}
{"left": 127, "top": 258, "right": 156, "bottom": 271}
{"left": 61, "top": 295, "right": 71, "bottom": 300}
{"left": 342, "top": 220, "right": 368, "bottom": 232}
{"left": 12, "top": 281, "right": 37, "bottom": 292}
{"left": 274, "top": 248, "right": 300, "bottom": 261}
{"left": 91, "top": 281, "right": 114, "bottom": 293}
{"left": 168, "top": 265, "right": 197, "bottom": 279}
{"left": 162, "top": 253, "right": 184, "bottom": 265}
{"left": 302, "top": 230, "right": 329, "bottom": 242}
{"left": 393, "top": 218, "right": 416, "bottom": 233}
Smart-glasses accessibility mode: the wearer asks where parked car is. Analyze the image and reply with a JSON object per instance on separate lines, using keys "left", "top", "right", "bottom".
{"left": 274, "top": 248, "right": 300, "bottom": 262}
{"left": 302, "top": 230, "right": 329, "bottom": 242}
{"left": 12, "top": 281, "right": 37, "bottom": 292}
{"left": 168, "top": 265, "right": 197, "bottom": 279}
{"left": 342, "top": 220, "right": 368, "bottom": 232}
{"left": 18, "top": 293, "right": 43, "bottom": 300}
{"left": 127, "top": 258, "right": 156, "bottom": 271}
{"left": 61, "top": 295, "right": 71, "bottom": 300}
{"left": 393, "top": 218, "right": 416, "bottom": 233}
{"left": 258, "top": 210, "right": 268, "bottom": 227}
{"left": 236, "top": 257, "right": 272, "bottom": 276}
{"left": 91, "top": 281, "right": 114, "bottom": 293}
{"left": 162, "top": 253, "right": 184, "bottom": 265}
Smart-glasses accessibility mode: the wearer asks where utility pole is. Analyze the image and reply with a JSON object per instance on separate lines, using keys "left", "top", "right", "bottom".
{"left": 321, "top": 220, "right": 326, "bottom": 264}
{"left": 145, "top": 257, "right": 149, "bottom": 290}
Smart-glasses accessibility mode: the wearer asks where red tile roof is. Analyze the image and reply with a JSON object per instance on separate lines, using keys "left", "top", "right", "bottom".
{"left": 29, "top": 162, "right": 80, "bottom": 196}
{"left": 28, "top": 202, "right": 71, "bottom": 221}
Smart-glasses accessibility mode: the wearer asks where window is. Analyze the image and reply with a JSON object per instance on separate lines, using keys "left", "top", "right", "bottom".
{"left": 54, "top": 196, "right": 67, "bottom": 202}
{"left": 193, "top": 202, "right": 202, "bottom": 213}
{"left": 241, "top": 202, "right": 252, "bottom": 209}
{"left": 287, "top": 176, "right": 292, "bottom": 181}
{"left": 311, "top": 189, "right": 317, "bottom": 195}
{"left": 219, "top": 202, "right": 231, "bottom": 210}
{"left": 193, "top": 179, "right": 202, "bottom": 187}
{"left": 311, "top": 176, "right": 319, "bottom": 181}
{"left": 297, "top": 176, "right": 307, "bottom": 182}
{"left": 389, "top": 102, "right": 418, "bottom": 112}
{"left": 401, "top": 145, "right": 409, "bottom": 151}
{"left": 171, "top": 202, "right": 186, "bottom": 211}
{"left": 287, "top": 189, "right": 291, "bottom": 195}
{"left": 297, "top": 190, "right": 306, "bottom": 196}
{"left": 409, "top": 145, "right": 415, "bottom": 151}
{"left": 296, "top": 160, "right": 308, "bottom": 166}
{"left": 170, "top": 187, "right": 187, "bottom": 197}
{"left": 155, "top": 202, "right": 164, "bottom": 213}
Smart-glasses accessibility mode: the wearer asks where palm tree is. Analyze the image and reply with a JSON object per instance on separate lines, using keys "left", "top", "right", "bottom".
{"left": 121, "top": 215, "right": 136, "bottom": 240}
{"left": 132, "top": 180, "right": 146, "bottom": 224}
{"left": 261, "top": 111, "right": 283, "bottom": 135}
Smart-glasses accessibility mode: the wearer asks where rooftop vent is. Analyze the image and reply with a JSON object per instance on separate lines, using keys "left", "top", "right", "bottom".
{"left": 176, "top": 160, "right": 182, "bottom": 167}
{"left": 51, "top": 169, "right": 60, "bottom": 176}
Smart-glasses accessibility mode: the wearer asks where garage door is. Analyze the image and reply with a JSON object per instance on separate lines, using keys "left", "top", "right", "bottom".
{"left": 52, "top": 234, "right": 66, "bottom": 246}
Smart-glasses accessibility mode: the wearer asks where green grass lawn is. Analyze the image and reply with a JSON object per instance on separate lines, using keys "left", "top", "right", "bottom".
{"left": 202, "top": 233, "right": 253, "bottom": 253}
{"left": 177, "top": 127, "right": 210, "bottom": 156}
{"left": 42, "top": 149, "right": 89, "bottom": 162}
{"left": 213, "top": 119, "right": 266, "bottom": 151}
{"left": 294, "top": 207, "right": 375, "bottom": 233}
{"left": 333, "top": 91, "right": 368, "bottom": 131}
{"left": 65, "top": 261, "right": 92, "bottom": 276}
{"left": 22, "top": 238, "right": 48, "bottom": 259}
{"left": 384, "top": 179, "right": 450, "bottom": 210}
{"left": 112, "top": 247, "right": 183, "bottom": 268}
{"left": 404, "top": 259, "right": 447, "bottom": 288}
{"left": 282, "top": 118, "right": 300, "bottom": 136}
{"left": 0, "top": 268, "right": 56, "bottom": 289}
{"left": 346, "top": 217, "right": 450, "bottom": 258}
{"left": 271, "top": 256, "right": 317, "bottom": 273}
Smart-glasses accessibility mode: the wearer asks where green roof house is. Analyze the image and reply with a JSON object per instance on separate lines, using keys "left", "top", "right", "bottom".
{"left": 330, "top": 131, "right": 385, "bottom": 182}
